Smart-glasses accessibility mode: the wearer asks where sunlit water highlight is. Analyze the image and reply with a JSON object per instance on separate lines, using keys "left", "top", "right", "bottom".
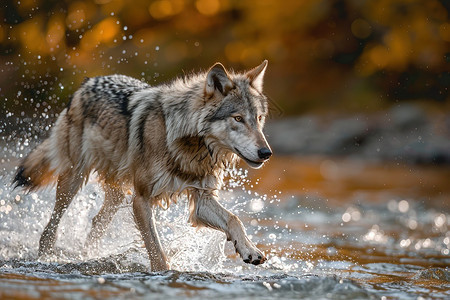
{"left": 0, "top": 138, "right": 449, "bottom": 299}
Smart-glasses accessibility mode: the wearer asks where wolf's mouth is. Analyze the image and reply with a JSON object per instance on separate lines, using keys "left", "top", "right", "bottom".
{"left": 234, "top": 147, "right": 265, "bottom": 168}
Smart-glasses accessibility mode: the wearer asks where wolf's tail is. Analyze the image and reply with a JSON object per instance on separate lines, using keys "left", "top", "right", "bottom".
{"left": 12, "top": 139, "right": 56, "bottom": 191}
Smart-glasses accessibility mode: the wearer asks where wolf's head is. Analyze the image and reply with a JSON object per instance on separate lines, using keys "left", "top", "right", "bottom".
{"left": 203, "top": 61, "right": 272, "bottom": 169}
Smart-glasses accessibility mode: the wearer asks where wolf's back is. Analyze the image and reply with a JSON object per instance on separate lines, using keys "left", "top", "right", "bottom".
{"left": 12, "top": 74, "right": 149, "bottom": 191}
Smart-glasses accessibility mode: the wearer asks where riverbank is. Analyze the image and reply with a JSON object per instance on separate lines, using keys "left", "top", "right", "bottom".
{"left": 265, "top": 104, "right": 450, "bottom": 165}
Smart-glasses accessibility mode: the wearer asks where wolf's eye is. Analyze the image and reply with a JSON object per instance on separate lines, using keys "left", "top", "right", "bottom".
{"left": 258, "top": 115, "right": 263, "bottom": 122}
{"left": 233, "top": 116, "right": 244, "bottom": 123}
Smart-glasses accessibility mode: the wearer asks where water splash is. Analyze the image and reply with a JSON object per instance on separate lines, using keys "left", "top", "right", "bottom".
{"left": 1, "top": 136, "right": 450, "bottom": 298}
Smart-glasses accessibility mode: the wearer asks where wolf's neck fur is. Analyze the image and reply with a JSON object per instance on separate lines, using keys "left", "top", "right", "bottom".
{"left": 160, "top": 76, "right": 205, "bottom": 146}
{"left": 156, "top": 75, "right": 237, "bottom": 179}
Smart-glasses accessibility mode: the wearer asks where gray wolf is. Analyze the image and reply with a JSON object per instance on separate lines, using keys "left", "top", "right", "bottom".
{"left": 13, "top": 60, "right": 272, "bottom": 271}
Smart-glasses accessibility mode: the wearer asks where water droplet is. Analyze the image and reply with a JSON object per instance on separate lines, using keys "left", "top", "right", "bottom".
{"left": 262, "top": 281, "right": 273, "bottom": 291}
{"left": 387, "top": 200, "right": 397, "bottom": 212}
{"left": 398, "top": 200, "right": 409, "bottom": 213}
{"left": 434, "top": 214, "right": 446, "bottom": 228}
{"left": 408, "top": 219, "right": 418, "bottom": 230}
{"left": 97, "top": 277, "right": 105, "bottom": 284}
{"left": 400, "top": 239, "right": 411, "bottom": 248}
{"left": 342, "top": 212, "right": 351, "bottom": 222}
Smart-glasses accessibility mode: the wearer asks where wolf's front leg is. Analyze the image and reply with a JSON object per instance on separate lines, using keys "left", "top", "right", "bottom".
{"left": 190, "top": 192, "right": 266, "bottom": 265}
{"left": 133, "top": 194, "right": 169, "bottom": 271}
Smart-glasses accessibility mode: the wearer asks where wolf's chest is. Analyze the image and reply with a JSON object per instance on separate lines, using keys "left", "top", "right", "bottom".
{"left": 149, "top": 171, "right": 220, "bottom": 207}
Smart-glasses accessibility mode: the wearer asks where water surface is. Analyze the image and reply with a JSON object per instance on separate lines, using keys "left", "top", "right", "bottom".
{"left": 1, "top": 148, "right": 449, "bottom": 299}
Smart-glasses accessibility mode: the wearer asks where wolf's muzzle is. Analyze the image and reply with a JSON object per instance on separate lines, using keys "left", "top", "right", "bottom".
{"left": 257, "top": 147, "right": 272, "bottom": 160}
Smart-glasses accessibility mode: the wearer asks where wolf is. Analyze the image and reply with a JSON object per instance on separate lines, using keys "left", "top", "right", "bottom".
{"left": 13, "top": 60, "right": 272, "bottom": 271}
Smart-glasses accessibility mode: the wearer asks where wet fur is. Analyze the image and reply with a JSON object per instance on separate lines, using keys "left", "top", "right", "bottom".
{"left": 13, "top": 61, "right": 272, "bottom": 271}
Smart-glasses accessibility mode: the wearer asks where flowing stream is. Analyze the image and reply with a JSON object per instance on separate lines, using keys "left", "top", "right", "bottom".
{"left": 0, "top": 138, "right": 449, "bottom": 299}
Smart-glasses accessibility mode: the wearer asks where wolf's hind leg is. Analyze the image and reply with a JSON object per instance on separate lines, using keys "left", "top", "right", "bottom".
{"left": 132, "top": 194, "right": 168, "bottom": 271}
{"left": 189, "top": 193, "right": 266, "bottom": 265}
{"left": 85, "top": 183, "right": 124, "bottom": 247}
{"left": 38, "top": 169, "right": 83, "bottom": 256}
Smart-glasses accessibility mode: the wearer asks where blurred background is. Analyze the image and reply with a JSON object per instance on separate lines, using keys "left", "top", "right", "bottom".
{"left": 1, "top": 0, "right": 449, "bottom": 112}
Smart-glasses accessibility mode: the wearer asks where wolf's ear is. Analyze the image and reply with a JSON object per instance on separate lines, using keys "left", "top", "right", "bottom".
{"left": 205, "top": 63, "right": 233, "bottom": 97}
{"left": 246, "top": 60, "right": 268, "bottom": 93}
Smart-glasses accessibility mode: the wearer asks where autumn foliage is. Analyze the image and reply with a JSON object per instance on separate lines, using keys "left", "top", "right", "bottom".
{"left": 1, "top": 0, "right": 449, "bottom": 115}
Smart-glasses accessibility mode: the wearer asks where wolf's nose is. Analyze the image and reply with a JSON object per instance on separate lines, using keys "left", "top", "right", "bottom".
{"left": 258, "top": 147, "right": 272, "bottom": 160}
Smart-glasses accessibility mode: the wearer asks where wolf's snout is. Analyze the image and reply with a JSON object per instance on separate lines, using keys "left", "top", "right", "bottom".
{"left": 257, "top": 147, "right": 272, "bottom": 160}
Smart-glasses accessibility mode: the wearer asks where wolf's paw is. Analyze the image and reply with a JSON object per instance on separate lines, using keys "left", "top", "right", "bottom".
{"left": 234, "top": 238, "right": 266, "bottom": 265}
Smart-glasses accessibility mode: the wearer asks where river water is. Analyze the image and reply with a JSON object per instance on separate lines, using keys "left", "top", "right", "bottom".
{"left": 0, "top": 142, "right": 449, "bottom": 299}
